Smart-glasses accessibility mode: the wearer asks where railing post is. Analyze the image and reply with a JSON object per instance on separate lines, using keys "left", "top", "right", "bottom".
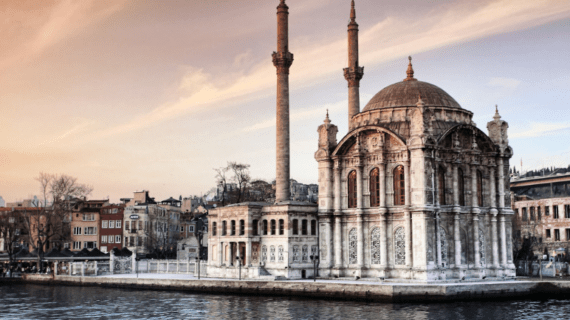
{"left": 69, "top": 262, "right": 72, "bottom": 276}
{"left": 110, "top": 251, "right": 115, "bottom": 274}
{"left": 95, "top": 261, "right": 98, "bottom": 276}
{"left": 81, "top": 262, "right": 85, "bottom": 277}
{"left": 54, "top": 262, "right": 58, "bottom": 276}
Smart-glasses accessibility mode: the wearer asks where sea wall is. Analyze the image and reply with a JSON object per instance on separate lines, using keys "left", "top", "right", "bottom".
{"left": 21, "top": 274, "right": 570, "bottom": 302}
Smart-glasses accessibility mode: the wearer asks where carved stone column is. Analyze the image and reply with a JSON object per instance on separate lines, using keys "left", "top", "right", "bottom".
{"left": 497, "top": 158, "right": 505, "bottom": 209}
{"left": 326, "top": 218, "right": 334, "bottom": 268}
{"left": 491, "top": 213, "right": 499, "bottom": 268}
{"left": 356, "top": 162, "right": 364, "bottom": 268}
{"left": 246, "top": 241, "right": 252, "bottom": 267}
{"left": 472, "top": 165, "right": 480, "bottom": 268}
{"left": 218, "top": 241, "right": 223, "bottom": 267}
{"left": 454, "top": 213, "right": 462, "bottom": 267}
{"left": 380, "top": 213, "right": 387, "bottom": 267}
{"left": 334, "top": 215, "right": 342, "bottom": 268}
{"left": 500, "top": 215, "right": 507, "bottom": 267}
{"left": 379, "top": 162, "right": 387, "bottom": 212}
{"left": 404, "top": 161, "right": 412, "bottom": 267}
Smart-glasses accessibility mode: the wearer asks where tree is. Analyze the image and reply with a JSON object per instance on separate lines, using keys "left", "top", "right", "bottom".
{"left": 246, "top": 179, "right": 275, "bottom": 202}
{"left": 228, "top": 162, "right": 251, "bottom": 203}
{"left": 0, "top": 209, "right": 26, "bottom": 271}
{"left": 142, "top": 206, "right": 180, "bottom": 259}
{"left": 213, "top": 166, "right": 229, "bottom": 206}
{"left": 23, "top": 173, "right": 93, "bottom": 270}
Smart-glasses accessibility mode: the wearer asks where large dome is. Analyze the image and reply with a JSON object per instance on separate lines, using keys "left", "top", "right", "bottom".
{"left": 362, "top": 80, "right": 462, "bottom": 112}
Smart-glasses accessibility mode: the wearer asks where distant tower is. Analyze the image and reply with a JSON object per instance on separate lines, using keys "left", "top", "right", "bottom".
{"left": 272, "top": 0, "right": 294, "bottom": 203}
{"left": 344, "top": 0, "right": 364, "bottom": 129}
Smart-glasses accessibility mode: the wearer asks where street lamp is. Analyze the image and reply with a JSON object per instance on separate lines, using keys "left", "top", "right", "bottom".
{"left": 195, "top": 256, "right": 200, "bottom": 280}
{"left": 310, "top": 254, "right": 319, "bottom": 282}
{"left": 236, "top": 256, "right": 241, "bottom": 281}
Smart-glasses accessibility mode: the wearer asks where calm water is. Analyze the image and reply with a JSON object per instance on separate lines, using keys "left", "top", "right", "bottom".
{"left": 0, "top": 284, "right": 569, "bottom": 319}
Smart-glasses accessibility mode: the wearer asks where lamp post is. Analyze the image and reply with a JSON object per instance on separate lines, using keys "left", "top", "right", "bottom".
{"left": 236, "top": 256, "right": 241, "bottom": 281}
{"left": 310, "top": 254, "right": 319, "bottom": 282}
{"left": 195, "top": 256, "right": 200, "bottom": 280}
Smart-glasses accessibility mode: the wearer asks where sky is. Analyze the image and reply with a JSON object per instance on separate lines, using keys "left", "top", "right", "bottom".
{"left": 1, "top": 0, "right": 570, "bottom": 204}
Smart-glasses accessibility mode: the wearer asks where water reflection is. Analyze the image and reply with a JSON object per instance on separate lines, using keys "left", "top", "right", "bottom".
{"left": 0, "top": 284, "right": 565, "bottom": 320}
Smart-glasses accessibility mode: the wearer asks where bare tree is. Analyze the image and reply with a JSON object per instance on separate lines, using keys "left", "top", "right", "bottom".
{"left": 23, "top": 173, "right": 93, "bottom": 269}
{"left": 0, "top": 209, "right": 26, "bottom": 271}
{"left": 228, "top": 162, "right": 251, "bottom": 203}
{"left": 214, "top": 166, "right": 229, "bottom": 206}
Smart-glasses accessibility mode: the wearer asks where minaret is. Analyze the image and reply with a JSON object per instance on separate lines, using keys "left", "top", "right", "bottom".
{"left": 344, "top": 0, "right": 364, "bottom": 129}
{"left": 272, "top": 0, "right": 294, "bottom": 203}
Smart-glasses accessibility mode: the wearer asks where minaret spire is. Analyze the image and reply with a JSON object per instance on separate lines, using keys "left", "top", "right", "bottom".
{"left": 273, "top": 0, "right": 294, "bottom": 203}
{"left": 404, "top": 56, "right": 416, "bottom": 81}
{"left": 344, "top": 0, "right": 364, "bottom": 129}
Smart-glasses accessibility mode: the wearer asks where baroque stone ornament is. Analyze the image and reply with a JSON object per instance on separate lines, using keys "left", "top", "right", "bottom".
{"left": 395, "top": 227, "right": 406, "bottom": 265}
{"left": 302, "top": 245, "right": 309, "bottom": 262}
{"left": 262, "top": 245, "right": 268, "bottom": 263}
{"left": 293, "top": 245, "right": 300, "bottom": 262}
{"left": 438, "top": 226, "right": 448, "bottom": 267}
{"left": 349, "top": 228, "right": 358, "bottom": 264}
{"left": 278, "top": 245, "right": 284, "bottom": 262}
{"left": 479, "top": 229, "right": 486, "bottom": 267}
{"left": 270, "top": 245, "right": 276, "bottom": 262}
{"left": 371, "top": 227, "right": 381, "bottom": 265}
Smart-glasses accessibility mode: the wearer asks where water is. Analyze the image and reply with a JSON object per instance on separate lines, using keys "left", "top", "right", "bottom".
{"left": 0, "top": 284, "right": 569, "bottom": 319}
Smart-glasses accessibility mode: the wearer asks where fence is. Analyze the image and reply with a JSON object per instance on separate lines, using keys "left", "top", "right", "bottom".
{"left": 516, "top": 260, "right": 570, "bottom": 277}
{"left": 55, "top": 261, "right": 112, "bottom": 276}
{"left": 57, "top": 259, "right": 207, "bottom": 277}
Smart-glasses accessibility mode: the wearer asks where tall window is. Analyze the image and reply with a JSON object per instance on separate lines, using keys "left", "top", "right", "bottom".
{"left": 565, "top": 205, "right": 570, "bottom": 218}
{"left": 301, "top": 219, "right": 308, "bottom": 235}
{"left": 348, "top": 171, "right": 357, "bottom": 208}
{"left": 270, "top": 220, "right": 276, "bottom": 235}
{"left": 530, "top": 207, "right": 535, "bottom": 221}
{"left": 555, "top": 229, "right": 560, "bottom": 241}
{"left": 212, "top": 222, "right": 217, "bottom": 236}
{"left": 458, "top": 168, "right": 465, "bottom": 206}
{"left": 545, "top": 206, "right": 550, "bottom": 216}
{"left": 369, "top": 168, "right": 380, "bottom": 207}
{"left": 263, "top": 220, "right": 268, "bottom": 235}
{"left": 477, "top": 170, "right": 483, "bottom": 207}
{"left": 279, "top": 219, "right": 284, "bottom": 235}
{"left": 522, "top": 207, "right": 528, "bottom": 221}
{"left": 311, "top": 220, "right": 317, "bottom": 236}
{"left": 554, "top": 205, "right": 559, "bottom": 219}
{"left": 538, "top": 207, "right": 542, "bottom": 221}
{"left": 222, "top": 221, "right": 227, "bottom": 236}
{"left": 231, "top": 220, "right": 236, "bottom": 235}
{"left": 292, "top": 219, "right": 298, "bottom": 235}
{"left": 394, "top": 165, "right": 405, "bottom": 206}
{"left": 438, "top": 167, "right": 446, "bottom": 205}
{"left": 239, "top": 220, "right": 245, "bottom": 235}
{"left": 252, "top": 220, "right": 258, "bottom": 236}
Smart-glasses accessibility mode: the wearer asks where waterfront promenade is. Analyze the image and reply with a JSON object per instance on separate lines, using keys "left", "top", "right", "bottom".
{"left": 15, "top": 273, "right": 570, "bottom": 303}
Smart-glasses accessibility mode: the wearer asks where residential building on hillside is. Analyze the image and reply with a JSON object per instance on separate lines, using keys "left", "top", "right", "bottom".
{"left": 70, "top": 200, "right": 109, "bottom": 251}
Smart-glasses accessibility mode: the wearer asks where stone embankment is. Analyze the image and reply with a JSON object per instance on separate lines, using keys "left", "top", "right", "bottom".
{"left": 18, "top": 274, "right": 570, "bottom": 302}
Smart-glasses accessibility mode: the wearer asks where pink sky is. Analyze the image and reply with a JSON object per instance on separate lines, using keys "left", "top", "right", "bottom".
{"left": 1, "top": 0, "right": 570, "bottom": 203}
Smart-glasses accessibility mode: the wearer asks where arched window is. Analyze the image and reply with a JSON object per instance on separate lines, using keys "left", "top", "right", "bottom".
{"left": 369, "top": 168, "right": 380, "bottom": 207}
{"left": 231, "top": 220, "right": 236, "bottom": 236}
{"left": 301, "top": 219, "right": 308, "bottom": 235}
{"left": 310, "top": 220, "right": 317, "bottom": 236}
{"left": 458, "top": 168, "right": 465, "bottom": 206}
{"left": 292, "top": 219, "right": 298, "bottom": 235}
{"left": 270, "top": 219, "right": 276, "bottom": 235}
{"left": 279, "top": 219, "right": 284, "bottom": 235}
{"left": 222, "top": 221, "right": 227, "bottom": 236}
{"left": 263, "top": 220, "right": 268, "bottom": 235}
{"left": 252, "top": 219, "right": 258, "bottom": 236}
{"left": 212, "top": 222, "right": 217, "bottom": 236}
{"left": 438, "top": 166, "right": 446, "bottom": 205}
{"left": 239, "top": 219, "right": 245, "bottom": 235}
{"left": 477, "top": 170, "right": 483, "bottom": 207}
{"left": 348, "top": 171, "right": 357, "bottom": 208}
{"left": 394, "top": 165, "right": 405, "bottom": 206}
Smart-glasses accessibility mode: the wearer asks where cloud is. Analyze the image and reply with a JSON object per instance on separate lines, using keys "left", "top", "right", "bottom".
{"left": 97, "top": 0, "right": 570, "bottom": 137}
{"left": 488, "top": 77, "right": 522, "bottom": 91}
{"left": 511, "top": 122, "right": 570, "bottom": 139}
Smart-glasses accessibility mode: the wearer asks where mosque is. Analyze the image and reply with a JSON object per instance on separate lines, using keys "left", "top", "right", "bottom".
{"left": 207, "top": 0, "right": 516, "bottom": 281}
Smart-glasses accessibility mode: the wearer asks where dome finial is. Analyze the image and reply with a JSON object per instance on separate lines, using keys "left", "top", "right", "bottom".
{"left": 493, "top": 104, "right": 501, "bottom": 121}
{"left": 324, "top": 109, "right": 331, "bottom": 125}
{"left": 404, "top": 56, "right": 416, "bottom": 81}
{"left": 350, "top": 0, "right": 356, "bottom": 23}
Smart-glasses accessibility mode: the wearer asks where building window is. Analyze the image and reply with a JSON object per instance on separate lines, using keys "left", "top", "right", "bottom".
{"left": 101, "top": 246, "right": 108, "bottom": 253}
{"left": 394, "top": 165, "right": 405, "bottom": 206}
{"left": 109, "top": 220, "right": 115, "bottom": 228}
{"left": 270, "top": 220, "right": 276, "bottom": 235}
{"left": 125, "top": 221, "right": 130, "bottom": 230}
{"left": 348, "top": 171, "right": 357, "bottom": 208}
{"left": 252, "top": 220, "right": 258, "bottom": 236}
{"left": 566, "top": 229, "right": 570, "bottom": 241}
{"left": 554, "top": 205, "right": 559, "bottom": 219}
{"left": 477, "top": 170, "right": 483, "bottom": 207}
{"left": 73, "top": 227, "right": 82, "bottom": 235}
{"left": 101, "top": 236, "right": 107, "bottom": 244}
{"left": 458, "top": 168, "right": 465, "bottom": 206}
{"left": 292, "top": 219, "right": 298, "bottom": 235}
{"left": 279, "top": 219, "right": 284, "bottom": 235}
{"left": 84, "top": 227, "right": 97, "bottom": 235}
{"left": 108, "top": 235, "right": 114, "bottom": 244}
{"left": 263, "top": 220, "right": 268, "bottom": 235}
{"left": 116, "top": 220, "right": 121, "bottom": 228}
{"left": 538, "top": 206, "right": 542, "bottom": 221}
{"left": 73, "top": 241, "right": 81, "bottom": 250}
{"left": 83, "top": 213, "right": 95, "bottom": 221}
{"left": 565, "top": 205, "right": 570, "bottom": 218}
{"left": 212, "top": 222, "right": 217, "bottom": 236}
{"left": 545, "top": 206, "right": 550, "bottom": 216}
{"left": 311, "top": 220, "right": 317, "bottom": 236}
{"left": 369, "top": 168, "right": 379, "bottom": 207}
{"left": 522, "top": 208, "right": 528, "bottom": 221}
{"left": 301, "top": 219, "right": 308, "bottom": 235}
{"left": 530, "top": 207, "right": 535, "bottom": 221}
{"left": 231, "top": 220, "right": 236, "bottom": 236}
{"left": 83, "top": 241, "right": 96, "bottom": 249}
{"left": 546, "top": 229, "right": 551, "bottom": 238}
{"left": 555, "top": 229, "right": 560, "bottom": 241}
{"left": 115, "top": 235, "right": 121, "bottom": 243}
{"left": 102, "top": 220, "right": 108, "bottom": 228}
{"left": 438, "top": 167, "right": 446, "bottom": 205}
